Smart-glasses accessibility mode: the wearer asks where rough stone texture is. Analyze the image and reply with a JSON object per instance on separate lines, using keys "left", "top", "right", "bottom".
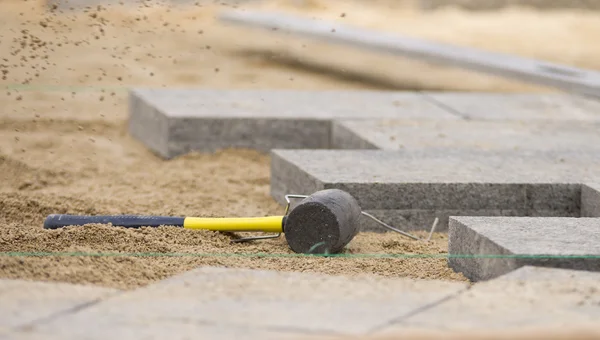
{"left": 419, "top": 0, "right": 600, "bottom": 11}
{"left": 26, "top": 267, "right": 467, "bottom": 338}
{"left": 271, "top": 149, "right": 600, "bottom": 231}
{"left": 423, "top": 92, "right": 600, "bottom": 121}
{"left": 376, "top": 266, "right": 600, "bottom": 335}
{"left": 0, "top": 279, "right": 119, "bottom": 330}
{"left": 448, "top": 216, "right": 600, "bottom": 282}
{"left": 128, "top": 89, "right": 458, "bottom": 158}
{"left": 333, "top": 119, "right": 600, "bottom": 152}
{"left": 582, "top": 183, "right": 600, "bottom": 217}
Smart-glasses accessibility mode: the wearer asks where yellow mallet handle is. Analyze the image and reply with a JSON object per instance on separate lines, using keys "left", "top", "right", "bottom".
{"left": 183, "top": 216, "right": 284, "bottom": 233}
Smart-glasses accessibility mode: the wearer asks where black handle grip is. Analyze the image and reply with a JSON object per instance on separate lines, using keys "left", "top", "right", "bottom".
{"left": 43, "top": 214, "right": 185, "bottom": 230}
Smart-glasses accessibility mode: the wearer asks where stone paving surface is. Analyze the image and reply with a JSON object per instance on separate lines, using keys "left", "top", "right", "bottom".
{"left": 0, "top": 279, "right": 119, "bottom": 331}
{"left": 271, "top": 148, "right": 600, "bottom": 231}
{"left": 333, "top": 119, "right": 600, "bottom": 151}
{"left": 129, "top": 90, "right": 600, "bottom": 159}
{"left": 22, "top": 267, "right": 467, "bottom": 339}
{"left": 128, "top": 89, "right": 457, "bottom": 158}
{"left": 448, "top": 216, "right": 600, "bottom": 281}
{"left": 375, "top": 266, "right": 600, "bottom": 335}
{"left": 5, "top": 266, "right": 600, "bottom": 339}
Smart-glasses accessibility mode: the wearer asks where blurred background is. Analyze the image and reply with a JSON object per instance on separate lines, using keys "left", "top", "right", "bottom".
{"left": 2, "top": 0, "right": 599, "bottom": 100}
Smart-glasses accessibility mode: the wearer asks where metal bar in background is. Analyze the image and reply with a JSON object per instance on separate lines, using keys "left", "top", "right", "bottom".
{"left": 219, "top": 9, "right": 600, "bottom": 99}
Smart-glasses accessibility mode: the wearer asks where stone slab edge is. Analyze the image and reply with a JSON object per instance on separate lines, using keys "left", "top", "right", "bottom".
{"left": 128, "top": 89, "right": 170, "bottom": 159}
{"left": 447, "top": 216, "right": 600, "bottom": 282}
{"left": 582, "top": 183, "right": 600, "bottom": 217}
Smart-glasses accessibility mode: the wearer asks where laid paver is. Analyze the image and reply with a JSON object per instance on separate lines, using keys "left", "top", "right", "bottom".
{"left": 582, "top": 183, "right": 600, "bottom": 217}
{"left": 448, "top": 216, "right": 600, "bottom": 281}
{"left": 128, "top": 89, "right": 458, "bottom": 158}
{"left": 423, "top": 92, "right": 600, "bottom": 120}
{"left": 332, "top": 119, "right": 600, "bottom": 151}
{"left": 271, "top": 149, "right": 600, "bottom": 231}
{"left": 26, "top": 267, "right": 467, "bottom": 338}
{"left": 375, "top": 266, "right": 600, "bottom": 335}
{"left": 0, "top": 279, "right": 119, "bottom": 330}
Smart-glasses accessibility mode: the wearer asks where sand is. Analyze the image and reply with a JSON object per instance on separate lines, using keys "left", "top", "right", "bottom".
{"left": 1, "top": 0, "right": 600, "bottom": 290}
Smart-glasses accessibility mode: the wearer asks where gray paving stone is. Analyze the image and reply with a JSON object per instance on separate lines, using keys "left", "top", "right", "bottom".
{"left": 0, "top": 279, "right": 119, "bottom": 330}
{"left": 332, "top": 119, "right": 600, "bottom": 151}
{"left": 28, "top": 267, "right": 467, "bottom": 338}
{"left": 582, "top": 183, "right": 600, "bottom": 217}
{"left": 448, "top": 216, "right": 600, "bottom": 282}
{"left": 271, "top": 149, "right": 600, "bottom": 231}
{"left": 128, "top": 89, "right": 457, "bottom": 159}
{"left": 375, "top": 266, "right": 600, "bottom": 334}
{"left": 423, "top": 92, "right": 600, "bottom": 121}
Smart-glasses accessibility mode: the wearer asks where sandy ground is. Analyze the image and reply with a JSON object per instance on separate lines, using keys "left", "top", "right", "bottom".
{"left": 1, "top": 0, "right": 600, "bottom": 290}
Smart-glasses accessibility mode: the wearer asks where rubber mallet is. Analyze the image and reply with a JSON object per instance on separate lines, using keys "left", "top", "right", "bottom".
{"left": 43, "top": 189, "right": 366, "bottom": 254}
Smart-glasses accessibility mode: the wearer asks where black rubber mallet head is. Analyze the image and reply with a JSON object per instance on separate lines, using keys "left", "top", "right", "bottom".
{"left": 283, "top": 188, "right": 362, "bottom": 254}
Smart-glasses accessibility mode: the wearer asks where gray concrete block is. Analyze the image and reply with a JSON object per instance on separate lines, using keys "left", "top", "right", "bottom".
{"left": 128, "top": 89, "right": 457, "bottom": 159}
{"left": 0, "top": 279, "right": 119, "bottom": 330}
{"left": 448, "top": 216, "right": 600, "bottom": 282}
{"left": 29, "top": 267, "right": 467, "bottom": 338}
{"left": 333, "top": 119, "right": 600, "bottom": 152}
{"left": 423, "top": 92, "right": 600, "bottom": 121}
{"left": 582, "top": 183, "right": 600, "bottom": 217}
{"left": 271, "top": 149, "right": 599, "bottom": 231}
{"left": 375, "top": 266, "right": 600, "bottom": 334}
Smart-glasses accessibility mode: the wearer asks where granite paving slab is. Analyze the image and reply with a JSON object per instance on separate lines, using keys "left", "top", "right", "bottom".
{"left": 0, "top": 279, "right": 119, "bottom": 331}
{"left": 271, "top": 149, "right": 600, "bottom": 231}
{"left": 374, "top": 266, "right": 600, "bottom": 335}
{"left": 423, "top": 92, "right": 600, "bottom": 121}
{"left": 448, "top": 216, "right": 600, "bottom": 281}
{"left": 128, "top": 89, "right": 458, "bottom": 158}
{"left": 25, "top": 267, "right": 467, "bottom": 339}
{"left": 332, "top": 119, "right": 600, "bottom": 151}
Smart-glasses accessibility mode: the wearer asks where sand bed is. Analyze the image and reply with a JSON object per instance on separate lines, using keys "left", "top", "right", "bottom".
{"left": 1, "top": 0, "right": 599, "bottom": 290}
{"left": 0, "top": 131, "right": 461, "bottom": 289}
